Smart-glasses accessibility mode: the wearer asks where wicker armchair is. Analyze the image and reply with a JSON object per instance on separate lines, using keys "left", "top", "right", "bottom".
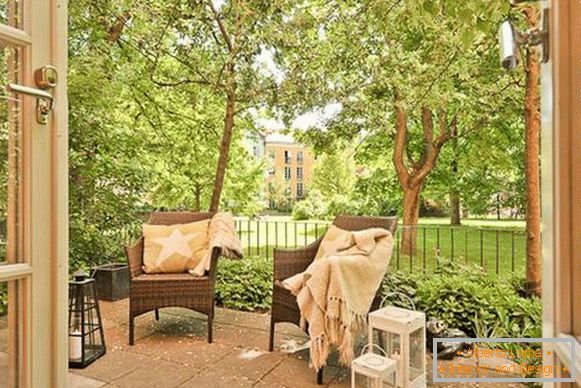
{"left": 125, "top": 211, "right": 219, "bottom": 345}
{"left": 268, "top": 215, "right": 398, "bottom": 384}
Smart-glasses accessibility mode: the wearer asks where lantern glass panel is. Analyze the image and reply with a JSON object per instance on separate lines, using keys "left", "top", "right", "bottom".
{"left": 371, "top": 328, "right": 400, "bottom": 387}
{"left": 409, "top": 326, "right": 424, "bottom": 382}
{"left": 353, "top": 373, "right": 382, "bottom": 388}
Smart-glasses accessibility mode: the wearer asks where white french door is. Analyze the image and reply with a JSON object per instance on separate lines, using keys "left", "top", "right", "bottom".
{"left": 0, "top": 1, "right": 68, "bottom": 387}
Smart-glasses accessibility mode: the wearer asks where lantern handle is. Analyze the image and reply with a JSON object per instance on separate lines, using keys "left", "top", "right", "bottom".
{"left": 360, "top": 343, "right": 388, "bottom": 358}
{"left": 380, "top": 292, "right": 416, "bottom": 311}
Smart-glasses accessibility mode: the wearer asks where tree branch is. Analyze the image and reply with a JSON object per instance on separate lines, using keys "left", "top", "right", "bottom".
{"left": 207, "top": 0, "right": 233, "bottom": 52}
{"left": 392, "top": 90, "right": 411, "bottom": 186}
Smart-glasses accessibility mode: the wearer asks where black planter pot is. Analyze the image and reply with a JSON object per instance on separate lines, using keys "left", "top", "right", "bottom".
{"left": 92, "top": 263, "right": 129, "bottom": 301}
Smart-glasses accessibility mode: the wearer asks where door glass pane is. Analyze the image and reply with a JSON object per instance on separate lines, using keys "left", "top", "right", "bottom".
{"left": 0, "top": 45, "right": 21, "bottom": 265}
{"left": 0, "top": 0, "right": 22, "bottom": 29}
{"left": 0, "top": 280, "right": 20, "bottom": 388}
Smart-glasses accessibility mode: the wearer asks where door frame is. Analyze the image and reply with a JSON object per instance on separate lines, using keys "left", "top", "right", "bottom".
{"left": 29, "top": 0, "right": 69, "bottom": 386}
{"left": 0, "top": 0, "right": 69, "bottom": 387}
{"left": 541, "top": 0, "right": 581, "bottom": 386}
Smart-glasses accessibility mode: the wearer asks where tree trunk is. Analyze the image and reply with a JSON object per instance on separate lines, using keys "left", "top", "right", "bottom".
{"left": 209, "top": 90, "right": 236, "bottom": 212}
{"left": 401, "top": 185, "right": 421, "bottom": 255}
{"left": 193, "top": 184, "right": 201, "bottom": 212}
{"left": 523, "top": 6, "right": 542, "bottom": 297}
{"left": 450, "top": 191, "right": 461, "bottom": 225}
{"left": 449, "top": 118, "right": 461, "bottom": 225}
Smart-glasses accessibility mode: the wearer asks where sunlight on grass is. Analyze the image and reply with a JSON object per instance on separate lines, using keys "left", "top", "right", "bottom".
{"left": 233, "top": 216, "right": 526, "bottom": 278}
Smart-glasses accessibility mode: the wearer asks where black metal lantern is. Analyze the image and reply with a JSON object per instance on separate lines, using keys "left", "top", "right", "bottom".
{"left": 68, "top": 270, "right": 106, "bottom": 368}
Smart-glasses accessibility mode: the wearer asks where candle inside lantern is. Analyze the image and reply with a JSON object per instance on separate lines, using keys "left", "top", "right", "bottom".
{"left": 69, "top": 330, "right": 82, "bottom": 360}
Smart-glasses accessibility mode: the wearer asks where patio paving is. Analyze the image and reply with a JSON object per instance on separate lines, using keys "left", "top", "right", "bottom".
{"left": 66, "top": 299, "right": 526, "bottom": 388}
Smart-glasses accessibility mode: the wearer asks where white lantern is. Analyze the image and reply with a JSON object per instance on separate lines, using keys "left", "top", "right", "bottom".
{"left": 368, "top": 305, "right": 426, "bottom": 388}
{"left": 351, "top": 344, "right": 397, "bottom": 388}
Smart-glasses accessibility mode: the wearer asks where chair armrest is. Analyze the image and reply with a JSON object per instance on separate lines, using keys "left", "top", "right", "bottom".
{"left": 125, "top": 237, "right": 144, "bottom": 279}
{"left": 273, "top": 238, "right": 321, "bottom": 281}
{"left": 207, "top": 247, "right": 221, "bottom": 281}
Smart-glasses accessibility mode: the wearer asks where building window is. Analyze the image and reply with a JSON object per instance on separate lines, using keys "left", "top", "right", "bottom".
{"left": 297, "top": 167, "right": 303, "bottom": 180}
{"left": 284, "top": 150, "right": 292, "bottom": 164}
{"left": 284, "top": 166, "right": 291, "bottom": 181}
{"left": 297, "top": 182, "right": 304, "bottom": 198}
{"left": 268, "top": 167, "right": 275, "bottom": 176}
{"left": 297, "top": 151, "right": 304, "bottom": 164}
{"left": 268, "top": 150, "right": 275, "bottom": 160}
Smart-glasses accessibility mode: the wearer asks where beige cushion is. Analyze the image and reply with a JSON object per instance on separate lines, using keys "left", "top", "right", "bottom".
{"left": 142, "top": 220, "right": 210, "bottom": 274}
{"left": 314, "top": 225, "right": 354, "bottom": 260}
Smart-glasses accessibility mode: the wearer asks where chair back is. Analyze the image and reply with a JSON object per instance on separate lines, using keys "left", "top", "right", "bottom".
{"left": 332, "top": 215, "right": 397, "bottom": 235}
{"left": 148, "top": 211, "right": 215, "bottom": 225}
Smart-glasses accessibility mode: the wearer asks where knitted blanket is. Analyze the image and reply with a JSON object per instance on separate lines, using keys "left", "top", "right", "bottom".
{"left": 282, "top": 228, "right": 394, "bottom": 370}
{"left": 189, "top": 212, "right": 243, "bottom": 276}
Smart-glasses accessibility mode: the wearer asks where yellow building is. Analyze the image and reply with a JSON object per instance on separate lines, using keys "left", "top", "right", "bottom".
{"left": 264, "top": 133, "right": 314, "bottom": 209}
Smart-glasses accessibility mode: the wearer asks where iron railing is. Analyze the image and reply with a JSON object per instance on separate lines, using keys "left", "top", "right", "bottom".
{"left": 233, "top": 220, "right": 526, "bottom": 277}
{"left": 115, "top": 219, "right": 526, "bottom": 277}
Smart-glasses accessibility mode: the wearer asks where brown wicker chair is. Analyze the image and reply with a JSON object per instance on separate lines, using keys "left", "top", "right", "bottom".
{"left": 125, "top": 211, "right": 219, "bottom": 345}
{"left": 268, "top": 215, "right": 398, "bottom": 384}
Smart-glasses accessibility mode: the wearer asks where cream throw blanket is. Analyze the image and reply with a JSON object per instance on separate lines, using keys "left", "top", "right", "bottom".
{"left": 189, "top": 212, "right": 243, "bottom": 276}
{"left": 282, "top": 228, "right": 394, "bottom": 370}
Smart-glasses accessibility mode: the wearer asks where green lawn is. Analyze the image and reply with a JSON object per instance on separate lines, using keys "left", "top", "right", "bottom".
{"left": 234, "top": 216, "right": 526, "bottom": 278}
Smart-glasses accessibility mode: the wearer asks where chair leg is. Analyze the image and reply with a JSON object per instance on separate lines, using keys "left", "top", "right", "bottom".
{"left": 129, "top": 315, "right": 135, "bottom": 346}
{"left": 268, "top": 314, "right": 275, "bottom": 351}
{"left": 154, "top": 309, "right": 160, "bottom": 321}
{"left": 317, "top": 368, "right": 323, "bottom": 385}
{"left": 207, "top": 314, "right": 213, "bottom": 344}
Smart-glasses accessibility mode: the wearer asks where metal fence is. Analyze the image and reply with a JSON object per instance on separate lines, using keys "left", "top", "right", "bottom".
{"left": 114, "top": 219, "right": 526, "bottom": 277}
{"left": 233, "top": 220, "right": 526, "bottom": 277}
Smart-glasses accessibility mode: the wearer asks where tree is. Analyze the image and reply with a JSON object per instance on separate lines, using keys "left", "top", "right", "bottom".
{"left": 522, "top": 5, "right": 542, "bottom": 296}
{"left": 311, "top": 150, "right": 356, "bottom": 200}
{"left": 125, "top": 0, "right": 288, "bottom": 212}
{"left": 274, "top": 1, "right": 517, "bottom": 254}
{"left": 66, "top": 1, "right": 271, "bottom": 267}
{"left": 393, "top": 97, "right": 455, "bottom": 254}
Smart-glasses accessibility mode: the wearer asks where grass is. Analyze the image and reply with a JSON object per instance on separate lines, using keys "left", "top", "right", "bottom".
{"left": 234, "top": 216, "right": 526, "bottom": 278}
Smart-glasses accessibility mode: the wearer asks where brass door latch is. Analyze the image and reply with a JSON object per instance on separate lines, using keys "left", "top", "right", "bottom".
{"left": 6, "top": 65, "right": 58, "bottom": 125}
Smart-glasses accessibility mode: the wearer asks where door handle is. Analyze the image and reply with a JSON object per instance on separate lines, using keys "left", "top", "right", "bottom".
{"left": 7, "top": 83, "right": 54, "bottom": 124}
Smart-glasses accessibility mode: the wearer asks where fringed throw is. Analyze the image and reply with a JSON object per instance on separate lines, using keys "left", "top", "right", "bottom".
{"left": 189, "top": 212, "right": 243, "bottom": 276}
{"left": 283, "top": 227, "right": 394, "bottom": 370}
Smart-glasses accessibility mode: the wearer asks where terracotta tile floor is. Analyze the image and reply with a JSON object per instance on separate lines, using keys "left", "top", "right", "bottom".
{"left": 68, "top": 299, "right": 346, "bottom": 388}
{"left": 64, "top": 299, "right": 527, "bottom": 388}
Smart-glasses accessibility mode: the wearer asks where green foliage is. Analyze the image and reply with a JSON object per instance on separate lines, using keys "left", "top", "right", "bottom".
{"left": 325, "top": 194, "right": 359, "bottom": 219}
{"left": 275, "top": 0, "right": 523, "bottom": 222}
{"left": 291, "top": 200, "right": 316, "bottom": 221}
{"left": 351, "top": 165, "right": 401, "bottom": 216}
{"left": 382, "top": 260, "right": 541, "bottom": 339}
{"left": 311, "top": 151, "right": 356, "bottom": 199}
{"left": 215, "top": 256, "right": 273, "bottom": 311}
{"left": 291, "top": 190, "right": 328, "bottom": 220}
{"left": 212, "top": 254, "right": 540, "bottom": 344}
{"left": 66, "top": 1, "right": 270, "bottom": 269}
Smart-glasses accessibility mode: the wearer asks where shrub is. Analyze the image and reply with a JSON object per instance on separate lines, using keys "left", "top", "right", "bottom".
{"left": 292, "top": 200, "right": 314, "bottom": 221}
{"left": 381, "top": 259, "right": 541, "bottom": 340}
{"left": 215, "top": 256, "right": 273, "bottom": 311}
{"left": 325, "top": 194, "right": 359, "bottom": 219}
{"left": 291, "top": 191, "right": 328, "bottom": 220}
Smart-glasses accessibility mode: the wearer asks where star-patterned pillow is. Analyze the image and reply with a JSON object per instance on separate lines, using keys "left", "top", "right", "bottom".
{"left": 142, "top": 220, "right": 210, "bottom": 274}
{"left": 314, "top": 225, "right": 354, "bottom": 260}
